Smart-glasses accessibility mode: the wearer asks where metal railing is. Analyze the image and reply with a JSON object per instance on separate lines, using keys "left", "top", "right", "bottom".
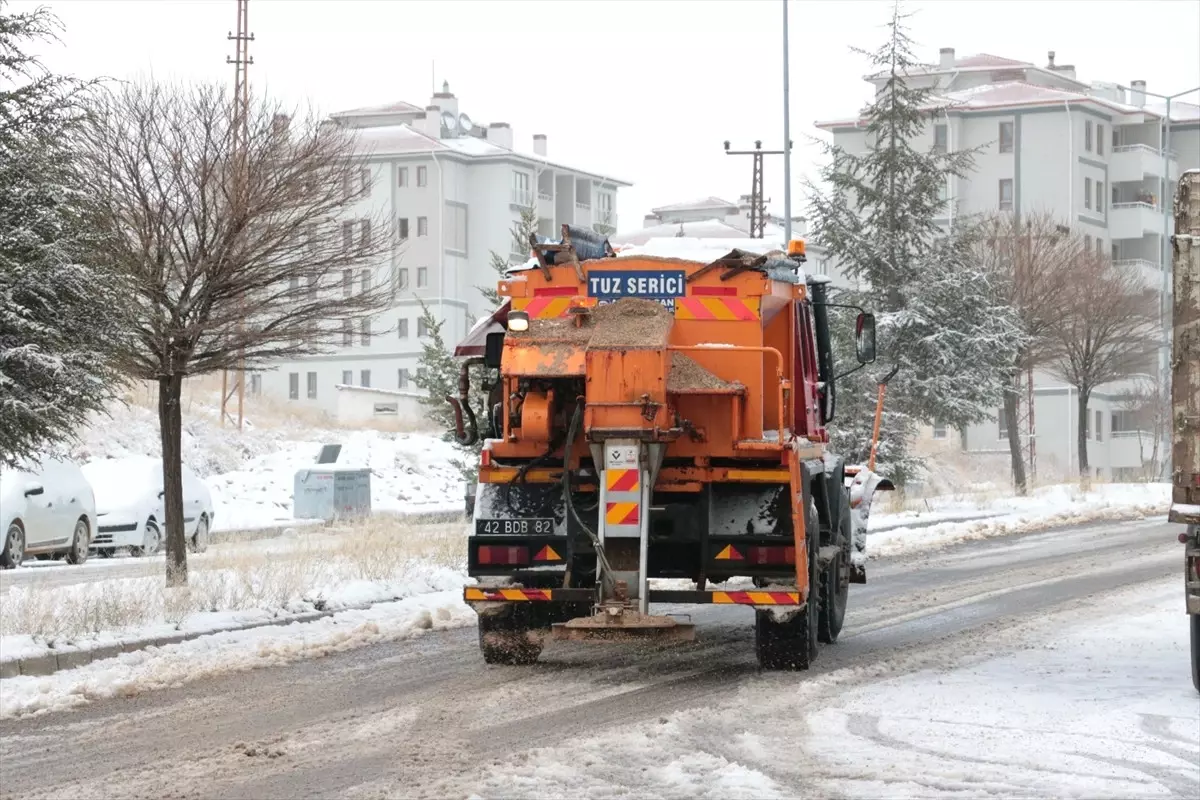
{"left": 1112, "top": 143, "right": 1176, "bottom": 158}
{"left": 575, "top": 202, "right": 591, "bottom": 211}
{"left": 537, "top": 191, "right": 553, "bottom": 202}
{"left": 1113, "top": 258, "right": 1160, "bottom": 271}
{"left": 1112, "top": 201, "right": 1159, "bottom": 211}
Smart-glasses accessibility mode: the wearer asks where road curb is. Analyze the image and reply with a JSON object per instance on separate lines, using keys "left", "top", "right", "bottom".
{"left": 0, "top": 599, "right": 407, "bottom": 681}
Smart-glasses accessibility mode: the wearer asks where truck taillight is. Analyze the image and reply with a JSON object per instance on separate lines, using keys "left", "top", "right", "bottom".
{"left": 477, "top": 546, "right": 529, "bottom": 565}
{"left": 747, "top": 546, "right": 795, "bottom": 565}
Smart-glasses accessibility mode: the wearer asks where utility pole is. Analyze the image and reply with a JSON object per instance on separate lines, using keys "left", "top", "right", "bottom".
{"left": 782, "top": 0, "right": 793, "bottom": 244}
{"left": 220, "top": 0, "right": 254, "bottom": 430}
{"left": 724, "top": 140, "right": 788, "bottom": 238}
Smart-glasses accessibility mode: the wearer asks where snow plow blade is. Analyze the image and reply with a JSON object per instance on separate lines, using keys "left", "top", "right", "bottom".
{"left": 551, "top": 610, "right": 695, "bottom": 643}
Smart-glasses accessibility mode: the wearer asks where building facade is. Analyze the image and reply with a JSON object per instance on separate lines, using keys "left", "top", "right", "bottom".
{"left": 261, "top": 82, "right": 631, "bottom": 415}
{"left": 816, "top": 49, "right": 1199, "bottom": 478}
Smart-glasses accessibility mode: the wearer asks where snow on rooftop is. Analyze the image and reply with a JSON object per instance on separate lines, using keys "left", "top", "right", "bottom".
{"left": 334, "top": 100, "right": 425, "bottom": 117}
{"left": 350, "top": 124, "right": 446, "bottom": 155}
{"left": 650, "top": 196, "right": 739, "bottom": 214}
{"left": 611, "top": 218, "right": 750, "bottom": 246}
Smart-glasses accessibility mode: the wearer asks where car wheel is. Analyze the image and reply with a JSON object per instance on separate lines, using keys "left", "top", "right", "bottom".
{"left": 189, "top": 515, "right": 210, "bottom": 554}
{"left": 131, "top": 520, "right": 162, "bottom": 557}
{"left": 1, "top": 522, "right": 26, "bottom": 569}
{"left": 66, "top": 518, "right": 90, "bottom": 565}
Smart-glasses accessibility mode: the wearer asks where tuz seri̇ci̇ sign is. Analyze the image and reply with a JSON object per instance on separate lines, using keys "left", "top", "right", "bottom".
{"left": 587, "top": 270, "right": 686, "bottom": 312}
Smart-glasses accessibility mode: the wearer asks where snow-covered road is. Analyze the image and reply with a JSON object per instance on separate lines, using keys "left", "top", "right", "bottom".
{"left": 0, "top": 517, "right": 1194, "bottom": 799}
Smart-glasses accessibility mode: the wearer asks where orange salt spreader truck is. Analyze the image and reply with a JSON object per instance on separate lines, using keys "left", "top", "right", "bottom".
{"left": 447, "top": 225, "right": 889, "bottom": 670}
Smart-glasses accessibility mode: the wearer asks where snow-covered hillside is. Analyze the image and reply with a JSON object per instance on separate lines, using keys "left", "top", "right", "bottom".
{"left": 63, "top": 387, "right": 465, "bottom": 531}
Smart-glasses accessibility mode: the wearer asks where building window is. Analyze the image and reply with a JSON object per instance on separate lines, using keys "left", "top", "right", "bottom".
{"left": 1096, "top": 180, "right": 1104, "bottom": 213}
{"left": 359, "top": 167, "right": 371, "bottom": 196}
{"left": 998, "top": 121, "right": 1014, "bottom": 153}
{"left": 398, "top": 368, "right": 410, "bottom": 389}
{"left": 1084, "top": 177, "right": 1092, "bottom": 210}
{"left": 444, "top": 202, "right": 468, "bottom": 255}
{"left": 417, "top": 266, "right": 428, "bottom": 287}
{"left": 342, "top": 318, "right": 353, "bottom": 346}
{"left": 360, "top": 369, "right": 371, "bottom": 388}
{"left": 1112, "top": 128, "right": 1119, "bottom": 150}
{"left": 341, "top": 369, "right": 352, "bottom": 385}
{"left": 398, "top": 167, "right": 409, "bottom": 187}
{"left": 307, "top": 274, "right": 318, "bottom": 299}
{"left": 306, "top": 372, "right": 317, "bottom": 400}
{"left": 249, "top": 373, "right": 262, "bottom": 397}
{"left": 932, "top": 420, "right": 948, "bottom": 440}
{"left": 1112, "top": 410, "right": 1137, "bottom": 433}
{"left": 998, "top": 178, "right": 1013, "bottom": 211}
{"left": 342, "top": 220, "right": 354, "bottom": 251}
{"left": 397, "top": 267, "right": 409, "bottom": 291}
{"left": 418, "top": 317, "right": 429, "bottom": 338}
{"left": 361, "top": 269, "right": 371, "bottom": 294}
{"left": 511, "top": 170, "right": 532, "bottom": 206}
{"left": 359, "top": 220, "right": 371, "bottom": 249}
{"left": 343, "top": 269, "right": 353, "bottom": 297}
{"left": 933, "top": 123, "right": 947, "bottom": 153}
{"left": 288, "top": 373, "right": 299, "bottom": 400}
{"left": 1096, "top": 238, "right": 1103, "bottom": 258}
{"left": 288, "top": 275, "right": 300, "bottom": 296}
{"left": 360, "top": 317, "right": 371, "bottom": 346}
{"left": 398, "top": 318, "right": 409, "bottom": 338}
{"left": 1097, "top": 125, "right": 1105, "bottom": 156}
{"left": 417, "top": 216, "right": 428, "bottom": 236}
{"left": 1085, "top": 234, "right": 1092, "bottom": 251}
{"left": 997, "top": 408, "right": 1008, "bottom": 440}
{"left": 1095, "top": 409, "right": 1103, "bottom": 441}
{"left": 398, "top": 217, "right": 409, "bottom": 240}
{"left": 1084, "top": 120, "right": 1093, "bottom": 152}
{"left": 417, "top": 165, "right": 427, "bottom": 187}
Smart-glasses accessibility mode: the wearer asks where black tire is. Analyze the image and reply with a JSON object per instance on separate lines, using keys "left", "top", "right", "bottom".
{"left": 1, "top": 522, "right": 25, "bottom": 569}
{"left": 818, "top": 496, "right": 852, "bottom": 644}
{"left": 1190, "top": 613, "right": 1200, "bottom": 694}
{"left": 65, "top": 518, "right": 90, "bottom": 565}
{"left": 130, "top": 519, "right": 161, "bottom": 558}
{"left": 478, "top": 603, "right": 545, "bottom": 665}
{"left": 35, "top": 554, "right": 56, "bottom": 562}
{"left": 97, "top": 548, "right": 115, "bottom": 559}
{"left": 756, "top": 501, "right": 820, "bottom": 670}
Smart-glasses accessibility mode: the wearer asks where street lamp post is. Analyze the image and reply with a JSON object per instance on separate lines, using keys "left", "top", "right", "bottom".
{"left": 782, "top": 0, "right": 792, "bottom": 244}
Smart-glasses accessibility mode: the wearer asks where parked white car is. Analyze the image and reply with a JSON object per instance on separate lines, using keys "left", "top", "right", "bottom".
{"left": 81, "top": 457, "right": 215, "bottom": 557}
{"left": 0, "top": 457, "right": 96, "bottom": 568}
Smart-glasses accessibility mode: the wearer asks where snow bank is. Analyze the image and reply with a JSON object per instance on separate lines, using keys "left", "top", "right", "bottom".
{"left": 867, "top": 482, "right": 1170, "bottom": 558}
{"left": 0, "top": 591, "right": 475, "bottom": 719}
{"left": 65, "top": 394, "right": 464, "bottom": 532}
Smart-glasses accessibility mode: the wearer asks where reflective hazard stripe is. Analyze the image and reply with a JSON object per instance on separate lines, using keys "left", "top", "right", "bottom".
{"left": 605, "top": 502, "right": 640, "bottom": 526}
{"left": 464, "top": 587, "right": 554, "bottom": 602}
{"left": 513, "top": 296, "right": 597, "bottom": 319}
{"left": 712, "top": 591, "right": 801, "bottom": 605}
{"left": 605, "top": 469, "right": 640, "bottom": 492}
{"left": 675, "top": 296, "right": 760, "bottom": 321}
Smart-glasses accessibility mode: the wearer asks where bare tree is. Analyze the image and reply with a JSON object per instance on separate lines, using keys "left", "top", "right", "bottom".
{"left": 1050, "top": 254, "right": 1158, "bottom": 479}
{"left": 76, "top": 80, "right": 398, "bottom": 585}
{"left": 971, "top": 212, "right": 1077, "bottom": 493}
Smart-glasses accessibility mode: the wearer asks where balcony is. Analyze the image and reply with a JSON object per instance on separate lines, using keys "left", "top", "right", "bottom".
{"left": 1113, "top": 258, "right": 1164, "bottom": 290}
{"left": 1110, "top": 144, "right": 1178, "bottom": 184}
{"left": 510, "top": 187, "right": 534, "bottom": 208}
{"left": 1109, "top": 430, "right": 1155, "bottom": 469}
{"left": 574, "top": 202, "right": 592, "bottom": 225}
{"left": 1109, "top": 201, "right": 1163, "bottom": 241}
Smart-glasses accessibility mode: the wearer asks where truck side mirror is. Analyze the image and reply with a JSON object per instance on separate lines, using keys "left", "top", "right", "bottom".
{"left": 484, "top": 332, "right": 504, "bottom": 370}
{"left": 855, "top": 312, "right": 877, "bottom": 364}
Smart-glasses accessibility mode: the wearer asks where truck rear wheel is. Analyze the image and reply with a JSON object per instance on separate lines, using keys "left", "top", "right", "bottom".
{"left": 818, "top": 497, "right": 852, "bottom": 644}
{"left": 1190, "top": 612, "right": 1200, "bottom": 694}
{"left": 755, "top": 502, "right": 820, "bottom": 670}
{"left": 478, "top": 603, "right": 545, "bottom": 666}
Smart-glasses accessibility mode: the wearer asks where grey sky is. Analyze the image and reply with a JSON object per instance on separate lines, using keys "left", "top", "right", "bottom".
{"left": 16, "top": 0, "right": 1200, "bottom": 228}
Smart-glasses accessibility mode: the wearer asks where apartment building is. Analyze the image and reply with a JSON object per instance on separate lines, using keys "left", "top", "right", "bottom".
{"left": 260, "top": 82, "right": 631, "bottom": 416}
{"left": 816, "top": 49, "right": 1199, "bottom": 478}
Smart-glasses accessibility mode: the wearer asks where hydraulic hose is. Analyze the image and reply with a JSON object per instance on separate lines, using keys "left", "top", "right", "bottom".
{"left": 562, "top": 402, "right": 616, "bottom": 597}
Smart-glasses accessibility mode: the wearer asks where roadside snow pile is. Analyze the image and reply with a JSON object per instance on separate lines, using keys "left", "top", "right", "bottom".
{"left": 869, "top": 482, "right": 1170, "bottom": 558}
{"left": 0, "top": 590, "right": 475, "bottom": 719}
{"left": 63, "top": 394, "right": 464, "bottom": 532}
{"left": 0, "top": 522, "right": 469, "bottom": 678}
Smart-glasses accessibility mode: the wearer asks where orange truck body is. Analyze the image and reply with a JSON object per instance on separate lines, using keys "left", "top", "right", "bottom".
{"left": 456, "top": 234, "right": 876, "bottom": 669}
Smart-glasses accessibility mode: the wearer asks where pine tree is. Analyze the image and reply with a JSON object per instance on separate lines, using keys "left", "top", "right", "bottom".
{"left": 0, "top": 3, "right": 126, "bottom": 468}
{"left": 412, "top": 300, "right": 459, "bottom": 431}
{"left": 806, "top": 1, "right": 1020, "bottom": 481}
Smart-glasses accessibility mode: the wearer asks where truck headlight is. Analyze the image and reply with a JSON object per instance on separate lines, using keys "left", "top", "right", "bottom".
{"left": 508, "top": 310, "right": 530, "bottom": 332}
